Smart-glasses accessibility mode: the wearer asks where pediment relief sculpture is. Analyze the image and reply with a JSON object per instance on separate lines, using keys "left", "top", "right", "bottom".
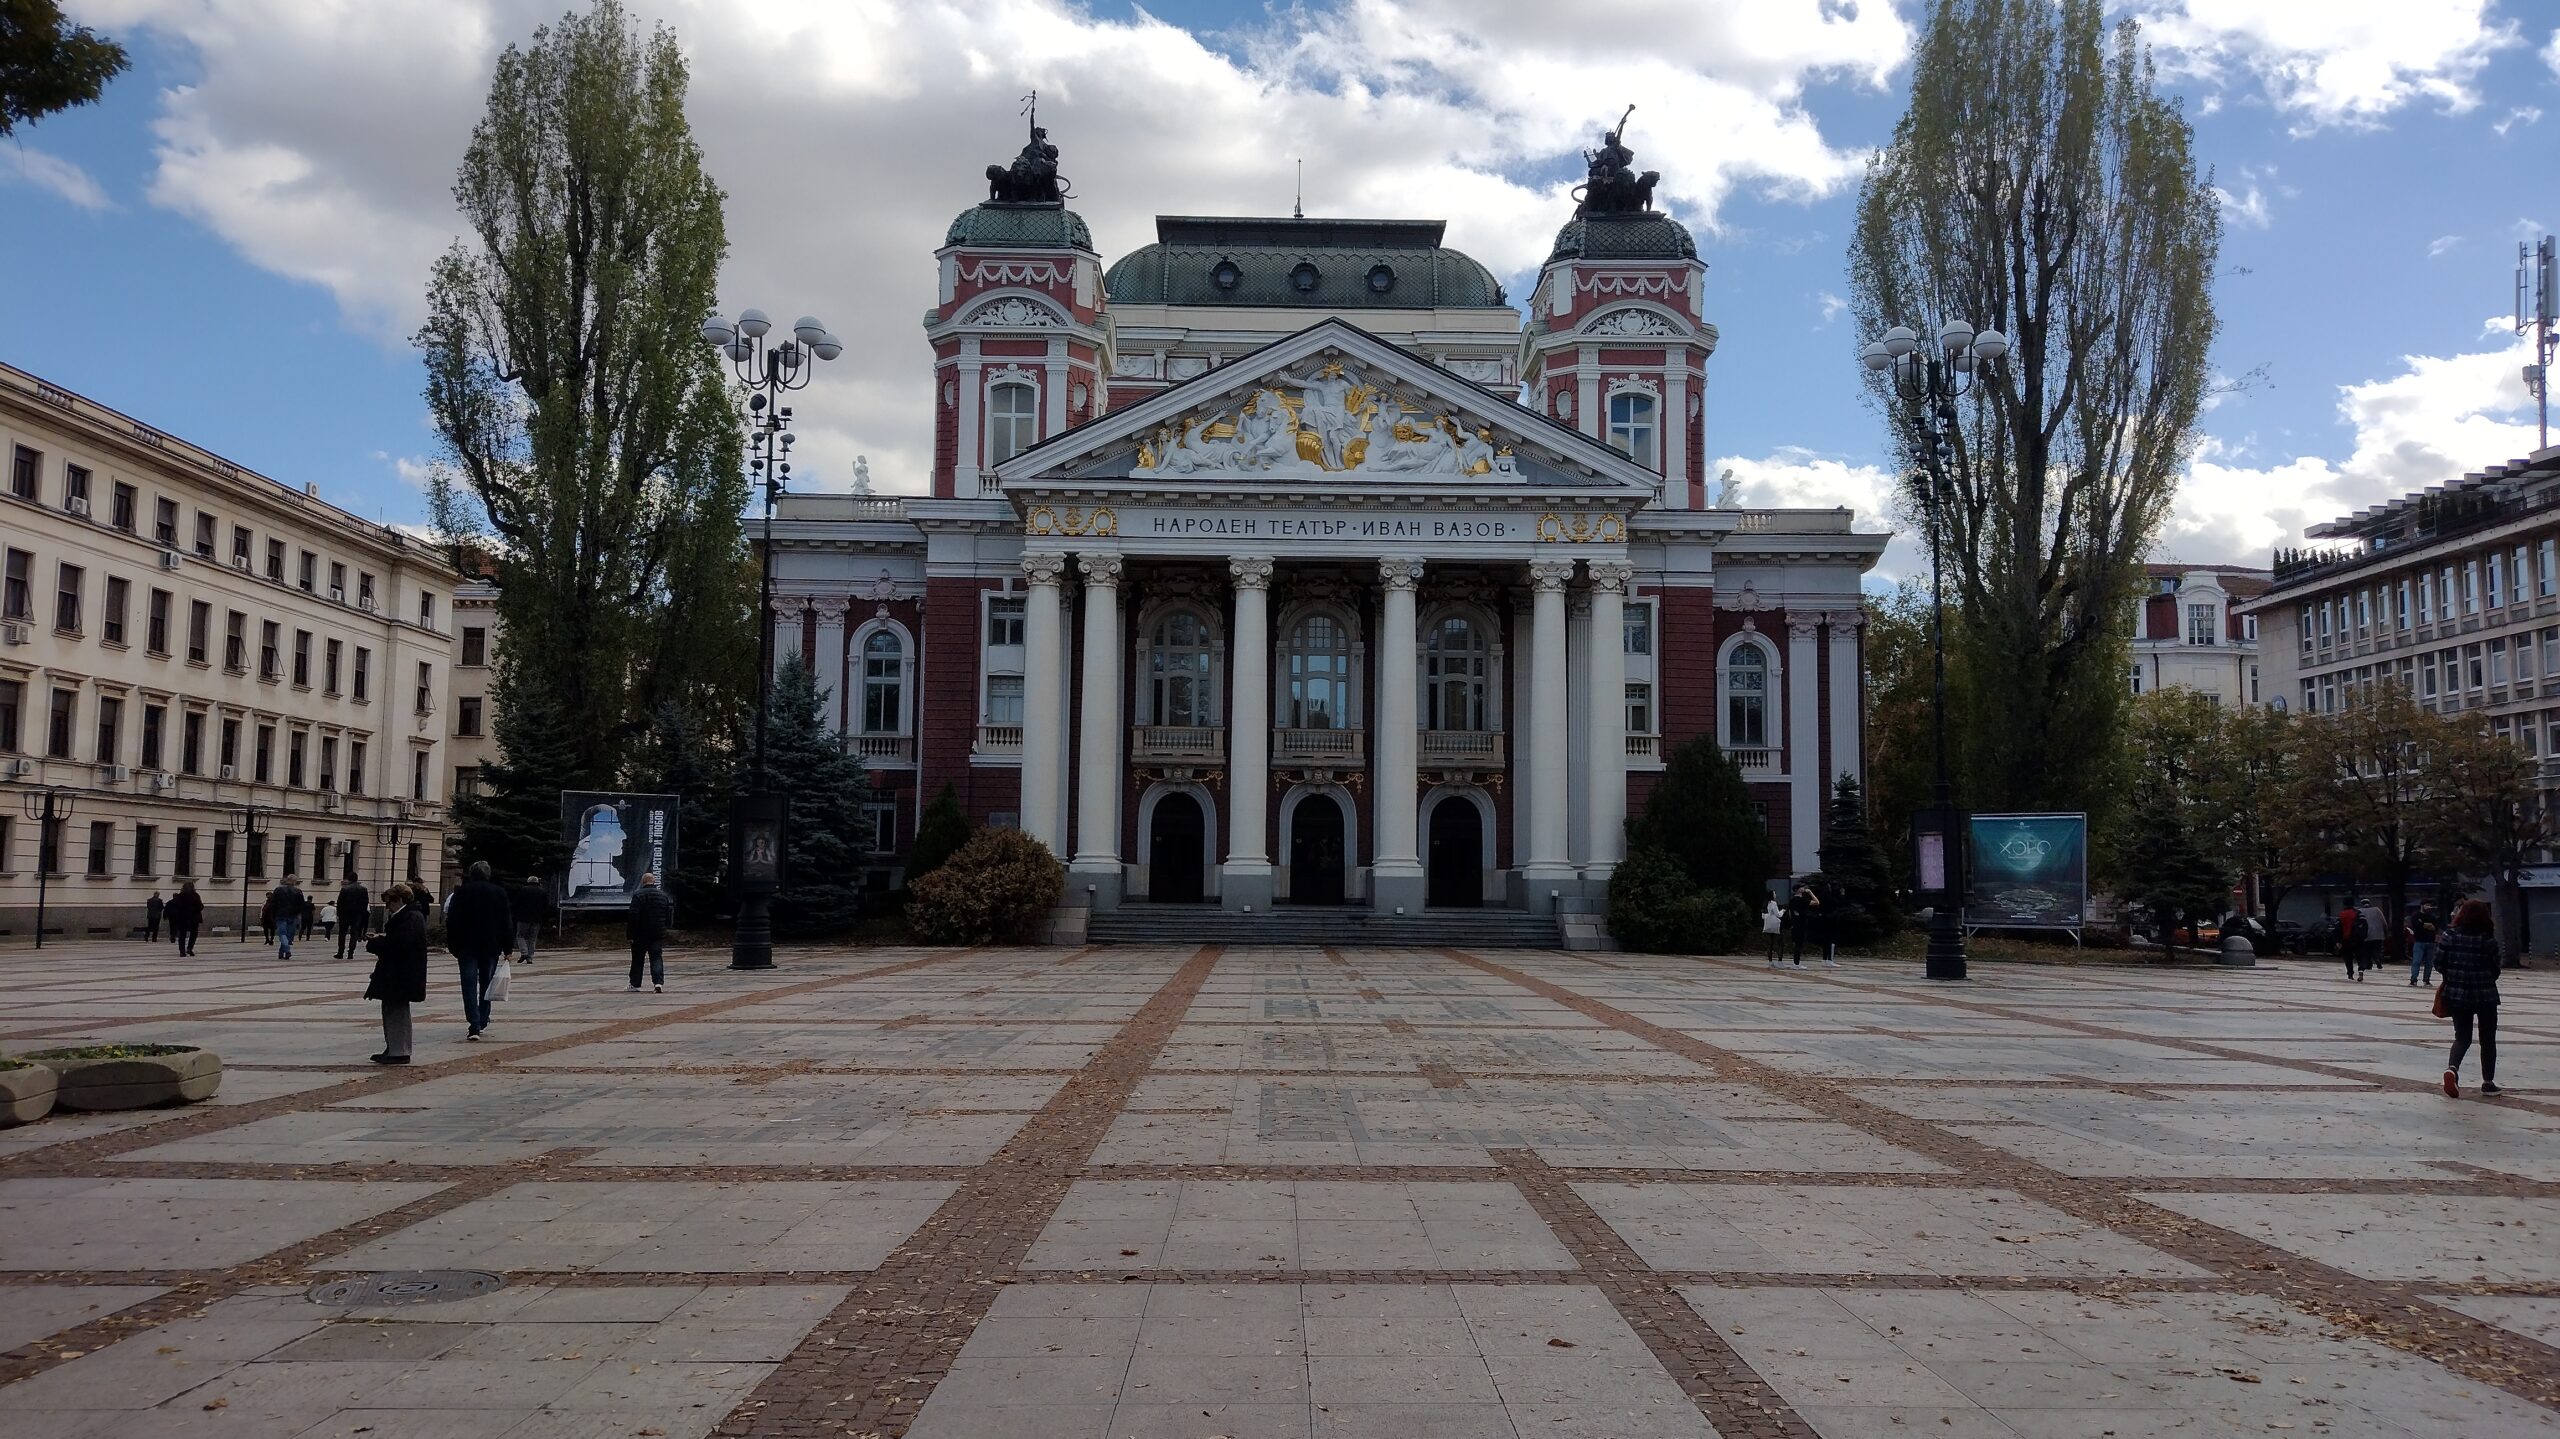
{"left": 1133, "top": 360, "right": 1519, "bottom": 479}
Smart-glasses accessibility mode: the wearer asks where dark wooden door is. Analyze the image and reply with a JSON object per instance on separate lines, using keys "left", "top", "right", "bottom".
{"left": 1289, "top": 795, "right": 1347, "bottom": 906}
{"left": 1426, "top": 799, "right": 1483, "bottom": 908}
{"left": 1150, "top": 792, "right": 1207, "bottom": 903}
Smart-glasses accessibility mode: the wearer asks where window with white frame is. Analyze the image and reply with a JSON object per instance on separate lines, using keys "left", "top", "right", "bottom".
{"left": 1622, "top": 601, "right": 1653, "bottom": 655}
{"left": 1423, "top": 613, "right": 1490, "bottom": 730}
{"left": 2129, "top": 663, "right": 2144, "bottom": 695}
{"left": 2395, "top": 581, "right": 2409, "bottom": 630}
{"left": 1148, "top": 608, "right": 1217, "bottom": 726}
{"left": 861, "top": 800, "right": 897, "bottom": 857}
{"left": 1281, "top": 612, "right": 1353, "bottom": 728}
{"left": 986, "top": 595, "right": 1025, "bottom": 646}
{"left": 2298, "top": 604, "right": 2313, "bottom": 654}
{"left": 2419, "top": 572, "right": 2434, "bottom": 623}
{"left": 2541, "top": 539, "right": 2556, "bottom": 598}
{"left": 860, "top": 629, "right": 905, "bottom": 733}
{"left": 2186, "top": 603, "right": 2216, "bottom": 646}
{"left": 1605, "top": 391, "right": 1657, "bottom": 468}
{"left": 984, "top": 673, "right": 1024, "bottom": 724}
{"left": 1625, "top": 681, "right": 1653, "bottom": 736}
{"left": 1722, "top": 641, "right": 1771, "bottom": 748}
{"left": 986, "top": 381, "right": 1037, "bottom": 464}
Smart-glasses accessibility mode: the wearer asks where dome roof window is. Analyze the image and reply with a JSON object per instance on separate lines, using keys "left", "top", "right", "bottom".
{"left": 1210, "top": 257, "right": 1242, "bottom": 291}
{"left": 1290, "top": 261, "right": 1322, "bottom": 293}
{"left": 1366, "top": 263, "right": 1396, "bottom": 294}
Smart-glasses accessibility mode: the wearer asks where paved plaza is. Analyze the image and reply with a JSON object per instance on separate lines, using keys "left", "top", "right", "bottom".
{"left": 0, "top": 940, "right": 2555, "bottom": 1438}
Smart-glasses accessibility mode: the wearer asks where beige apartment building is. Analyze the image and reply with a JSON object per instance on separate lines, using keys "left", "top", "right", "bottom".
{"left": 2241, "top": 444, "right": 2560, "bottom": 934}
{"left": 445, "top": 568, "right": 499, "bottom": 878}
{"left": 2129, "top": 563, "right": 2271, "bottom": 706}
{"left": 0, "top": 362, "right": 458, "bottom": 941}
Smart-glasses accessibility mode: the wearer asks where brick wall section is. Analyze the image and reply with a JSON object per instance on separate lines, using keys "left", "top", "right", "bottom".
{"left": 1657, "top": 586, "right": 1718, "bottom": 749}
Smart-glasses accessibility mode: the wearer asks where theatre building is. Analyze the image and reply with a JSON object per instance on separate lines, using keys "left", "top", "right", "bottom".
{"left": 767, "top": 121, "right": 1885, "bottom": 940}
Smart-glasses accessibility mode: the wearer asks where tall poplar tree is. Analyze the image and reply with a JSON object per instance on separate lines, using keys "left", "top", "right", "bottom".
{"left": 417, "top": 0, "right": 750, "bottom": 789}
{"left": 1851, "top": 0, "right": 2219, "bottom": 822}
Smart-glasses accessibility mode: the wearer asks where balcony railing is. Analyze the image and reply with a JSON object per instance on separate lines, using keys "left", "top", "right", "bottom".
{"left": 1275, "top": 727, "right": 1364, "bottom": 764}
{"left": 1419, "top": 730, "right": 1503, "bottom": 768}
{"left": 1625, "top": 733, "right": 1659, "bottom": 761}
{"left": 1134, "top": 725, "right": 1225, "bottom": 762}
{"left": 848, "top": 733, "right": 914, "bottom": 765}
{"left": 975, "top": 722, "right": 1023, "bottom": 754}
{"left": 1725, "top": 745, "right": 1777, "bottom": 773}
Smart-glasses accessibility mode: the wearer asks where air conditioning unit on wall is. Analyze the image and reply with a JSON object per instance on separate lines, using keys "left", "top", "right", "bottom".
{"left": 4, "top": 758, "right": 32, "bottom": 778}
{"left": 66, "top": 495, "right": 90, "bottom": 517}
{"left": 0, "top": 622, "right": 28, "bottom": 646}
{"left": 160, "top": 550, "right": 183, "bottom": 571}
{"left": 219, "top": 763, "right": 239, "bottom": 780}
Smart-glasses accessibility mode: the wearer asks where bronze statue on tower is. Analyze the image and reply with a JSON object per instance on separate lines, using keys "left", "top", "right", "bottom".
{"left": 1574, "top": 105, "right": 1660, "bottom": 218}
{"left": 986, "top": 91, "right": 1071, "bottom": 206}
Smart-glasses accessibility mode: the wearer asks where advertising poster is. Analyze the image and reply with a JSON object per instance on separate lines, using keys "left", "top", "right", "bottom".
{"left": 1965, "top": 812, "right": 2088, "bottom": 931}
{"left": 558, "top": 792, "right": 679, "bottom": 909}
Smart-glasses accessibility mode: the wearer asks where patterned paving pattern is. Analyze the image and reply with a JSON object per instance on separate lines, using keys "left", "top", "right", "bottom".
{"left": 0, "top": 940, "right": 2552, "bottom": 1437}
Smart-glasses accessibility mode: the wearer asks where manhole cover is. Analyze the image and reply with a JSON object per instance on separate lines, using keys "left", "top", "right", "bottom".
{"left": 307, "top": 1270, "right": 507, "bottom": 1307}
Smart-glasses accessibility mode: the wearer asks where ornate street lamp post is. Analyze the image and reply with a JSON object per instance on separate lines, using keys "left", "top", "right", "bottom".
{"left": 1860, "top": 319, "right": 2007, "bottom": 982}
{"left": 701, "top": 308, "right": 841, "bottom": 970}
{"left": 229, "top": 803, "right": 269, "bottom": 945}
{"left": 18, "top": 787, "right": 75, "bottom": 950}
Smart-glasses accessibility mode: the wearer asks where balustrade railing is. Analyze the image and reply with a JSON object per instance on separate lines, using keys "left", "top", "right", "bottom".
{"left": 1133, "top": 725, "right": 1225, "bottom": 761}
{"left": 1274, "top": 727, "right": 1364, "bottom": 763}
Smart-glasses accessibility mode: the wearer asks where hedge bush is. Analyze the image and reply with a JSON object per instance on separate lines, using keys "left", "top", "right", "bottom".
{"left": 905, "top": 828, "right": 1064, "bottom": 945}
{"left": 1608, "top": 846, "right": 1754, "bottom": 955}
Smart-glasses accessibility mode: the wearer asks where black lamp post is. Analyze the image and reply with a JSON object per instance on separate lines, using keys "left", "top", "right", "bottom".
{"left": 1860, "top": 319, "right": 2006, "bottom": 981}
{"left": 19, "top": 787, "right": 74, "bottom": 950}
{"left": 230, "top": 804, "right": 269, "bottom": 946}
{"left": 700, "top": 307, "right": 840, "bottom": 970}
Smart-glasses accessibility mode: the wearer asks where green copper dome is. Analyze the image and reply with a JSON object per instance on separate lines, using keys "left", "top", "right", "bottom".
{"left": 1547, "top": 213, "right": 1696, "bottom": 264}
{"left": 1105, "top": 216, "right": 1506, "bottom": 309}
{"left": 943, "top": 204, "right": 1094, "bottom": 251}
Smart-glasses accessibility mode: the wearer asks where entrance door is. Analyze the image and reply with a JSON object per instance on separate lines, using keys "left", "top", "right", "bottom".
{"left": 1149, "top": 792, "right": 1207, "bottom": 903}
{"left": 1426, "top": 799, "right": 1483, "bottom": 908}
{"left": 1288, "top": 794, "right": 1347, "bottom": 905}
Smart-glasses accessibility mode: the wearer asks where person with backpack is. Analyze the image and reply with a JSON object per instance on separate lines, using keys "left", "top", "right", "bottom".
{"left": 2436, "top": 899, "right": 2503, "bottom": 1098}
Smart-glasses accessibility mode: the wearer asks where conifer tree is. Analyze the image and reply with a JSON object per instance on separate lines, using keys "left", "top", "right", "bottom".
{"left": 637, "top": 701, "right": 734, "bottom": 923}
{"left": 907, "top": 783, "right": 970, "bottom": 886}
{"left": 2122, "top": 788, "right": 2227, "bottom": 962}
{"left": 1625, "top": 735, "right": 1778, "bottom": 905}
{"left": 1818, "top": 776, "right": 1902, "bottom": 945}
{"left": 762, "top": 657, "right": 875, "bottom": 937}
{"left": 451, "top": 663, "right": 583, "bottom": 878}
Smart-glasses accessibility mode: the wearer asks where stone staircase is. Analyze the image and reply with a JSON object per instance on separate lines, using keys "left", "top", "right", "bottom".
{"left": 1082, "top": 903, "right": 1564, "bottom": 950}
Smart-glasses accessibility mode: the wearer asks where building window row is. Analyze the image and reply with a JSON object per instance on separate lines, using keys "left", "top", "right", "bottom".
{"left": 2300, "top": 536, "right": 2560, "bottom": 660}
{"left": 0, "top": 816, "right": 373, "bottom": 884}
{"left": 0, "top": 676, "right": 376, "bottom": 793}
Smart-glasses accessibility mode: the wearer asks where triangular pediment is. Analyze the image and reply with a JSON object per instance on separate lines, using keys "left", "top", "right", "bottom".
{"left": 990, "top": 319, "right": 1660, "bottom": 496}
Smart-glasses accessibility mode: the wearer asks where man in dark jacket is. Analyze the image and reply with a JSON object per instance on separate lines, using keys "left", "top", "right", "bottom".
{"left": 627, "top": 871, "right": 674, "bottom": 993}
{"left": 144, "top": 890, "right": 164, "bottom": 942}
{"left": 166, "top": 882, "right": 205, "bottom": 957}
{"left": 507, "top": 875, "right": 552, "bottom": 966}
{"left": 269, "top": 875, "right": 307, "bottom": 959}
{"left": 363, "top": 883, "right": 430, "bottom": 1064}
{"left": 443, "top": 861, "right": 515, "bottom": 1040}
{"left": 336, "top": 877, "right": 372, "bottom": 960}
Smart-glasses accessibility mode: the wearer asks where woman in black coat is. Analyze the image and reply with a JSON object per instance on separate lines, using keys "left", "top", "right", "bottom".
{"left": 165, "top": 882, "right": 205, "bottom": 957}
{"left": 363, "top": 884, "right": 430, "bottom": 1065}
{"left": 2436, "top": 898, "right": 2503, "bottom": 1098}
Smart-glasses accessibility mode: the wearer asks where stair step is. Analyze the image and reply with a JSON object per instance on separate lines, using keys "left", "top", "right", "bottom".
{"left": 1083, "top": 904, "right": 1559, "bottom": 949}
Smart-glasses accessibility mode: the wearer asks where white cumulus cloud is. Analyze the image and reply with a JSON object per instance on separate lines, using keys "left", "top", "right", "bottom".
{"left": 2132, "top": 0, "right": 2520, "bottom": 133}
{"left": 1714, "top": 445, "right": 1925, "bottom": 581}
{"left": 72, "top": 0, "right": 1911, "bottom": 496}
{"left": 0, "top": 143, "right": 112, "bottom": 210}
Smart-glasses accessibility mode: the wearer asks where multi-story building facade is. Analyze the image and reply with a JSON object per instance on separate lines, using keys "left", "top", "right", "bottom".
{"left": 444, "top": 562, "right": 500, "bottom": 877}
{"left": 763, "top": 118, "right": 1885, "bottom": 932}
{"left": 0, "top": 363, "right": 456, "bottom": 940}
{"left": 2242, "top": 445, "right": 2560, "bottom": 930}
{"left": 2129, "top": 563, "right": 2270, "bottom": 705}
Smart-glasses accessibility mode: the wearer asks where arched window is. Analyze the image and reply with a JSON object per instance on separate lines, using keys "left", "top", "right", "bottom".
{"left": 1424, "top": 614, "right": 1489, "bottom": 730}
{"left": 1723, "top": 641, "right": 1769, "bottom": 748}
{"left": 1607, "top": 391, "right": 1657, "bottom": 468}
{"left": 1149, "top": 609, "right": 1216, "bottom": 726}
{"left": 987, "top": 381, "right": 1037, "bottom": 464}
{"left": 861, "top": 629, "right": 905, "bottom": 733}
{"left": 1282, "top": 612, "right": 1353, "bottom": 729}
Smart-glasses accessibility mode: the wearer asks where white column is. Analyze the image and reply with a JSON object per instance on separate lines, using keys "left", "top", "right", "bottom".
{"left": 1018, "top": 552, "right": 1068, "bottom": 855}
{"left": 1827, "top": 610, "right": 1864, "bottom": 790}
{"left": 771, "top": 600, "right": 805, "bottom": 670}
{"left": 1583, "top": 561, "right": 1633, "bottom": 878}
{"left": 1786, "top": 615, "right": 1823, "bottom": 876}
{"left": 1663, "top": 368, "right": 1689, "bottom": 508}
{"left": 1524, "top": 559, "right": 1577, "bottom": 903}
{"left": 1565, "top": 591, "right": 1592, "bottom": 868}
{"left": 1069, "top": 553, "right": 1125, "bottom": 904}
{"left": 1223, "top": 556, "right": 1276, "bottom": 909}
{"left": 1576, "top": 345, "right": 1602, "bottom": 439}
{"left": 1507, "top": 585, "right": 1535, "bottom": 877}
{"left": 1371, "top": 557, "right": 1425, "bottom": 912}
{"left": 955, "top": 349, "right": 984, "bottom": 496}
{"left": 1044, "top": 342, "right": 1069, "bottom": 437}
{"left": 813, "top": 600, "right": 850, "bottom": 736}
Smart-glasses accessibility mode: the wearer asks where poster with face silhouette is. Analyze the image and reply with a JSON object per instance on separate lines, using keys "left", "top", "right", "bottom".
{"left": 1964, "top": 813, "right": 2087, "bottom": 930}
{"left": 559, "top": 792, "right": 679, "bottom": 908}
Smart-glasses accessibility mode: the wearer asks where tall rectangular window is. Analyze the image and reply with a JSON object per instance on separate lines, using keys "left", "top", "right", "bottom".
{"left": 1623, "top": 603, "right": 1653, "bottom": 655}
{"left": 224, "top": 611, "right": 246, "bottom": 671}
{"left": 1625, "top": 681, "right": 1654, "bottom": 735}
{"left": 8, "top": 444, "right": 38, "bottom": 499}
{"left": 153, "top": 496, "right": 178, "bottom": 546}
{"left": 259, "top": 620, "right": 281, "bottom": 680}
{"left": 2463, "top": 560, "right": 2480, "bottom": 614}
{"left": 458, "top": 696, "right": 482, "bottom": 737}
{"left": 0, "top": 679, "right": 19, "bottom": 752}
{"left": 187, "top": 600, "right": 209, "bottom": 663}
{"left": 298, "top": 551, "right": 317, "bottom": 593}
{"left": 140, "top": 703, "right": 165, "bottom": 769}
{"left": 319, "top": 735, "right": 337, "bottom": 790}
{"left": 282, "top": 835, "right": 299, "bottom": 879}
{"left": 2395, "top": 580, "right": 2410, "bottom": 631}
{"left": 357, "top": 573, "right": 375, "bottom": 609}
{"left": 348, "top": 740, "right": 366, "bottom": 794}
{"left": 231, "top": 525, "right": 251, "bottom": 566}
{"left": 2187, "top": 603, "right": 2216, "bottom": 646}
{"left": 181, "top": 709, "right": 204, "bottom": 774}
{"left": 93, "top": 696, "right": 120, "bottom": 764}
{"left": 415, "top": 661, "right": 433, "bottom": 714}
{"left": 147, "top": 587, "right": 171, "bottom": 653}
{"left": 986, "top": 597, "right": 1025, "bottom": 646}
{"left": 419, "top": 590, "right": 436, "bottom": 628}
{"left": 133, "top": 823, "right": 156, "bottom": 876}
{"left": 47, "top": 688, "right": 76, "bottom": 758}
{"left": 174, "top": 827, "right": 195, "bottom": 876}
{"left": 329, "top": 561, "right": 345, "bottom": 596}
{"left": 984, "top": 673, "right": 1024, "bottom": 724}
{"left": 63, "top": 463, "right": 89, "bottom": 510}
{"left": 193, "top": 511, "right": 215, "bottom": 558}
{"left": 102, "top": 576, "right": 128, "bottom": 644}
{"left": 2418, "top": 573, "right": 2434, "bottom": 623}
{"left": 264, "top": 538, "right": 285, "bottom": 582}
{"left": 2489, "top": 553, "right": 2506, "bottom": 609}
{"left": 2542, "top": 539, "right": 2557, "bottom": 598}
{"left": 1606, "top": 391, "right": 1659, "bottom": 468}
{"left": 986, "top": 381, "right": 1037, "bottom": 464}
{"left": 354, "top": 647, "right": 371, "bottom": 701}
{"left": 412, "top": 749, "right": 429, "bottom": 801}
{"left": 109, "top": 481, "right": 136, "bottom": 532}
{"left": 288, "top": 729, "right": 307, "bottom": 788}
{"left": 461, "top": 627, "right": 486, "bottom": 666}
{"left": 292, "top": 630, "right": 312, "bottom": 687}
{"left": 324, "top": 638, "right": 342, "bottom": 693}
{"left": 219, "top": 716, "right": 240, "bottom": 772}
{"left": 2, "top": 548, "right": 30, "bottom": 620}
{"left": 213, "top": 829, "right": 231, "bottom": 879}
{"left": 53, "top": 562, "right": 82, "bottom": 632}
{"left": 87, "top": 821, "right": 111, "bottom": 876}
{"left": 254, "top": 723, "right": 274, "bottom": 784}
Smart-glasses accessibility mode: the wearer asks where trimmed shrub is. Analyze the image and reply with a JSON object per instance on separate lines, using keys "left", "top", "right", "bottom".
{"left": 906, "top": 828, "right": 1065, "bottom": 945}
{"left": 1608, "top": 846, "right": 1755, "bottom": 955}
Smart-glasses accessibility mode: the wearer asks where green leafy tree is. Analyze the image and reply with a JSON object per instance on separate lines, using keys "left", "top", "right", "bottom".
{"left": 451, "top": 665, "right": 581, "bottom": 880}
{"left": 763, "top": 657, "right": 875, "bottom": 938}
{"left": 909, "top": 828, "right": 1065, "bottom": 946}
{"left": 1818, "top": 776, "right": 1902, "bottom": 945}
{"left": 2286, "top": 685, "right": 2487, "bottom": 970}
{"left": 2428, "top": 719, "right": 2546, "bottom": 965}
{"left": 636, "top": 700, "right": 734, "bottom": 924}
{"left": 1607, "top": 845, "right": 1753, "bottom": 956}
{"left": 1852, "top": 0, "right": 2220, "bottom": 828}
{"left": 1, "top": 0, "right": 127, "bottom": 137}
{"left": 418, "top": 0, "right": 750, "bottom": 786}
{"left": 1859, "top": 579, "right": 1938, "bottom": 865}
{"left": 1626, "top": 734, "right": 1778, "bottom": 904}
{"left": 907, "top": 783, "right": 970, "bottom": 886}
{"left": 2120, "top": 788, "right": 2228, "bottom": 961}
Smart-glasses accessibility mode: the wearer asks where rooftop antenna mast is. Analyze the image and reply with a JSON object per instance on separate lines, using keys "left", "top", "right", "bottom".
{"left": 1294, "top": 158, "right": 1303, "bottom": 219}
{"left": 2522, "top": 233, "right": 2557, "bottom": 451}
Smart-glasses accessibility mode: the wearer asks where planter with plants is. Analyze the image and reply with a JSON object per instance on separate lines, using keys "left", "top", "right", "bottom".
{"left": 19, "top": 1044, "right": 222, "bottom": 1111}
{"left": 0, "top": 1058, "right": 57, "bottom": 1126}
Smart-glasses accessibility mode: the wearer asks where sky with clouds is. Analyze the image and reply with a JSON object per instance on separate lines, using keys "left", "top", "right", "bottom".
{"left": 3, "top": 0, "right": 2555, "bottom": 584}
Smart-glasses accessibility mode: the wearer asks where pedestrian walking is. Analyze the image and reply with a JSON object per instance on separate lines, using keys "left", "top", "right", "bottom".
{"left": 144, "top": 890, "right": 164, "bottom": 942}
{"left": 1763, "top": 894, "right": 1785, "bottom": 968}
{"left": 1788, "top": 880, "right": 1820, "bottom": 968}
{"left": 319, "top": 901, "right": 338, "bottom": 939}
{"left": 2410, "top": 907, "right": 2440, "bottom": 986}
{"left": 507, "top": 874, "right": 552, "bottom": 967}
{"left": 2437, "top": 898, "right": 2504, "bottom": 1098}
{"left": 1813, "top": 875, "right": 1841, "bottom": 968}
{"left": 443, "top": 862, "right": 515, "bottom": 1041}
{"left": 363, "top": 884, "right": 429, "bottom": 1065}
{"left": 336, "top": 876, "right": 372, "bottom": 959}
{"left": 269, "top": 874, "right": 307, "bottom": 959}
{"left": 259, "top": 890, "right": 276, "bottom": 945}
{"left": 2338, "top": 901, "right": 2366, "bottom": 981}
{"left": 166, "top": 881, "right": 204, "bottom": 957}
{"left": 627, "top": 871, "right": 673, "bottom": 993}
{"left": 2358, "top": 899, "right": 2387, "bottom": 972}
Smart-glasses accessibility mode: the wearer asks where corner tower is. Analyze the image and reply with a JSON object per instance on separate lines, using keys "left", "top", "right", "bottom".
{"left": 927, "top": 109, "right": 1112, "bottom": 499}
{"left": 1518, "top": 113, "right": 1717, "bottom": 508}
